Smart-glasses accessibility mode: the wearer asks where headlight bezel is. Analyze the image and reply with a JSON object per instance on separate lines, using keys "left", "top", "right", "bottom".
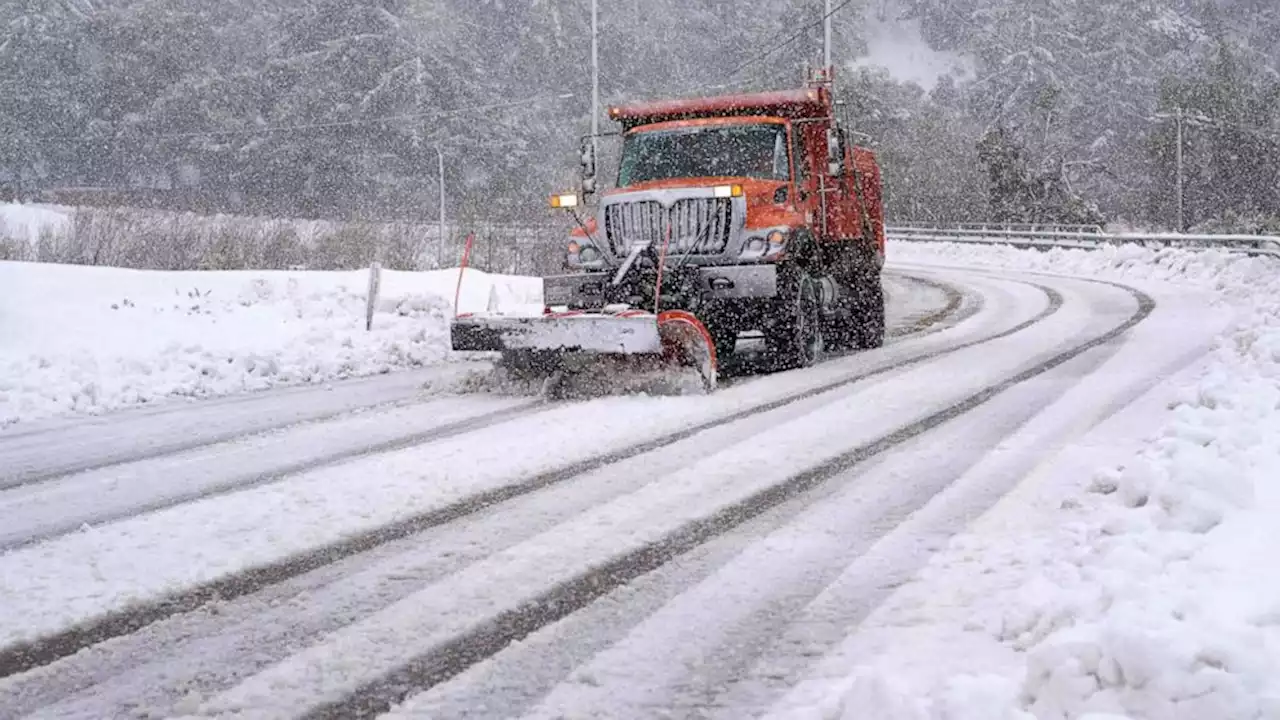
{"left": 740, "top": 227, "right": 792, "bottom": 260}
{"left": 578, "top": 245, "right": 602, "bottom": 264}
{"left": 567, "top": 239, "right": 604, "bottom": 268}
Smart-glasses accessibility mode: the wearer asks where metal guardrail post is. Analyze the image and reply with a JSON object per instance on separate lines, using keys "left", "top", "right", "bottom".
{"left": 366, "top": 261, "right": 382, "bottom": 331}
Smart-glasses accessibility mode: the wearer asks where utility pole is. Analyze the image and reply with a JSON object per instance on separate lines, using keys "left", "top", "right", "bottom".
{"left": 1152, "top": 106, "right": 1188, "bottom": 232}
{"left": 1175, "top": 105, "right": 1185, "bottom": 232}
{"left": 823, "top": 0, "right": 832, "bottom": 71}
{"left": 591, "top": 0, "right": 600, "bottom": 163}
{"left": 435, "top": 144, "right": 446, "bottom": 268}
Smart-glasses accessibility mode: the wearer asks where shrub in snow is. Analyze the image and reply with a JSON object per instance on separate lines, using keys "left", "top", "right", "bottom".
{"left": 0, "top": 219, "right": 32, "bottom": 261}
{"left": 1189, "top": 210, "right": 1280, "bottom": 238}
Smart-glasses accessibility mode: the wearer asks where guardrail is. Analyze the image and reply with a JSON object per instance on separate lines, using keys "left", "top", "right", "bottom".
{"left": 890, "top": 222, "right": 1109, "bottom": 235}
{"left": 885, "top": 225, "right": 1280, "bottom": 258}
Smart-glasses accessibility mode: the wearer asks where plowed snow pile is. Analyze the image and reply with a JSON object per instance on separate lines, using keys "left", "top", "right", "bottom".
{"left": 784, "top": 242, "right": 1280, "bottom": 720}
{"left": 0, "top": 262, "right": 540, "bottom": 427}
{"left": 0, "top": 202, "right": 72, "bottom": 243}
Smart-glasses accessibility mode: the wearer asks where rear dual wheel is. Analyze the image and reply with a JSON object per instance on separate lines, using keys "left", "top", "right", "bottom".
{"left": 850, "top": 271, "right": 885, "bottom": 349}
{"left": 825, "top": 260, "right": 885, "bottom": 352}
{"left": 768, "top": 263, "right": 883, "bottom": 368}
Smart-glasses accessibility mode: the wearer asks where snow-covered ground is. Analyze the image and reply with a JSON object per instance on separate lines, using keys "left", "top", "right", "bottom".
{"left": 774, "top": 241, "right": 1280, "bottom": 720}
{"left": 0, "top": 268, "right": 1018, "bottom": 651}
{"left": 0, "top": 262, "right": 542, "bottom": 427}
{"left": 4, "top": 239, "right": 1277, "bottom": 720}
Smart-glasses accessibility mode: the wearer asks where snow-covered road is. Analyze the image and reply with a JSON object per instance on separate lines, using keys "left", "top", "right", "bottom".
{"left": 0, "top": 261, "right": 1237, "bottom": 720}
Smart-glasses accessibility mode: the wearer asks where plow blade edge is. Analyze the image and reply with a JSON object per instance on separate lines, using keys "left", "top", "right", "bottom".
{"left": 451, "top": 310, "right": 718, "bottom": 395}
{"left": 451, "top": 314, "right": 664, "bottom": 355}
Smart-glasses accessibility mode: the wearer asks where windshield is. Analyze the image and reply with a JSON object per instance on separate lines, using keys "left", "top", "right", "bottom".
{"left": 617, "top": 123, "right": 790, "bottom": 186}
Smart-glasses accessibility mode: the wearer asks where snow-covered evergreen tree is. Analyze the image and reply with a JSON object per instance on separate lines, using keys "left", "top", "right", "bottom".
{"left": 1, "top": 0, "right": 1277, "bottom": 228}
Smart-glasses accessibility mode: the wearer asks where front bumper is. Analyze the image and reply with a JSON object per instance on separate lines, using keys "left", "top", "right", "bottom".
{"left": 543, "top": 264, "right": 779, "bottom": 310}
{"left": 696, "top": 264, "right": 777, "bottom": 300}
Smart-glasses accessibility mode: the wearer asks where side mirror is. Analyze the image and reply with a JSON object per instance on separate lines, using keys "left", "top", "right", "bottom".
{"left": 580, "top": 137, "right": 598, "bottom": 196}
{"left": 826, "top": 127, "right": 843, "bottom": 177}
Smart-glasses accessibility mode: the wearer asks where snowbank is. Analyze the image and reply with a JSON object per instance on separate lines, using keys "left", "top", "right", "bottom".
{"left": 0, "top": 262, "right": 541, "bottom": 427}
{"left": 0, "top": 202, "right": 72, "bottom": 243}
{"left": 804, "top": 241, "right": 1280, "bottom": 719}
{"left": 889, "top": 239, "right": 1275, "bottom": 295}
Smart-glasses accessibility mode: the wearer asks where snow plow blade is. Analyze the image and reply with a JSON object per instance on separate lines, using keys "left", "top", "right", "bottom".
{"left": 451, "top": 309, "right": 717, "bottom": 397}
{"left": 451, "top": 312, "right": 664, "bottom": 355}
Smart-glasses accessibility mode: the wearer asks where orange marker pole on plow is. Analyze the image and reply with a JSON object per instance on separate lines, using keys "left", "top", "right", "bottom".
{"left": 453, "top": 231, "right": 476, "bottom": 318}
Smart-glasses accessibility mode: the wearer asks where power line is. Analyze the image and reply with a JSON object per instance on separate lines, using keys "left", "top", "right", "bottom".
{"left": 725, "top": 0, "right": 859, "bottom": 81}
{"left": 147, "top": 92, "right": 576, "bottom": 141}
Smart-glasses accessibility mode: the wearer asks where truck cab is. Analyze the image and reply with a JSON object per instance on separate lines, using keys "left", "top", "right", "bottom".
{"left": 547, "top": 83, "right": 886, "bottom": 368}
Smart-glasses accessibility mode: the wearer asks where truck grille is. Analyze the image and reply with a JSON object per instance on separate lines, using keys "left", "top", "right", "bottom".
{"left": 604, "top": 198, "right": 734, "bottom": 256}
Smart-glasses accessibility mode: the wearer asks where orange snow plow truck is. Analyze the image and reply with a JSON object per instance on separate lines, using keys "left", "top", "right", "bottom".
{"left": 451, "top": 77, "right": 886, "bottom": 394}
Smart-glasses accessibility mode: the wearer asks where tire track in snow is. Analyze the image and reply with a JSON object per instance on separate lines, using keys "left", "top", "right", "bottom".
{"left": 175, "top": 275, "right": 1081, "bottom": 720}
{"left": 6, "top": 357, "right": 919, "bottom": 720}
{"left": 0, "top": 275, "right": 1021, "bottom": 680}
{"left": 0, "top": 273, "right": 961, "bottom": 560}
{"left": 513, "top": 283, "right": 1186, "bottom": 720}
{"left": 0, "top": 397, "right": 548, "bottom": 551}
{"left": 884, "top": 273, "right": 967, "bottom": 338}
{"left": 292, "top": 280, "right": 1151, "bottom": 720}
{"left": 0, "top": 275, "right": 974, "bottom": 718}
{"left": 0, "top": 365, "right": 487, "bottom": 491}
{"left": 410, "top": 340, "right": 1128, "bottom": 720}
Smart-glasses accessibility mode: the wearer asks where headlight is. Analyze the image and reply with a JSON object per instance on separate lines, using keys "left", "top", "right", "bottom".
{"left": 766, "top": 230, "right": 789, "bottom": 257}
{"left": 579, "top": 246, "right": 601, "bottom": 263}
{"left": 742, "top": 230, "right": 791, "bottom": 259}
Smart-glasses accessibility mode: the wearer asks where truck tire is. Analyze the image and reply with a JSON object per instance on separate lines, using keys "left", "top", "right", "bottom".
{"left": 823, "top": 243, "right": 880, "bottom": 352}
{"left": 823, "top": 292, "right": 858, "bottom": 352}
{"left": 699, "top": 318, "right": 738, "bottom": 368}
{"left": 767, "top": 267, "right": 823, "bottom": 370}
{"left": 853, "top": 273, "right": 886, "bottom": 349}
